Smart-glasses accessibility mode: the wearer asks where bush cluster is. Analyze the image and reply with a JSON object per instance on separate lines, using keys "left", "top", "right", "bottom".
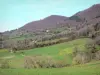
{"left": 72, "top": 52, "right": 91, "bottom": 64}
{"left": 24, "top": 55, "right": 68, "bottom": 69}
{"left": 0, "top": 59, "right": 10, "bottom": 69}
{"left": 72, "top": 39, "right": 100, "bottom": 65}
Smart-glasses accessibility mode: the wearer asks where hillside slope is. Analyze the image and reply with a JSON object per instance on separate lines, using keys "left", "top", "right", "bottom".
{"left": 19, "top": 15, "right": 68, "bottom": 31}
{"left": 2, "top": 4, "right": 100, "bottom": 39}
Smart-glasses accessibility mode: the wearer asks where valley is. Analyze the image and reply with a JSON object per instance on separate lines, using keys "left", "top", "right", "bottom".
{"left": 0, "top": 3, "right": 100, "bottom": 75}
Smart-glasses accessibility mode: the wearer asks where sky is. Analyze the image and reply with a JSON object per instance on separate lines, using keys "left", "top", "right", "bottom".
{"left": 0, "top": 0, "right": 100, "bottom": 32}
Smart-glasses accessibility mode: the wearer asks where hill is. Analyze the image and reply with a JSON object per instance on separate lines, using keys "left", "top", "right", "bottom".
{"left": 19, "top": 15, "right": 68, "bottom": 31}
{"left": 63, "top": 4, "right": 100, "bottom": 27}
{"left": 2, "top": 4, "right": 100, "bottom": 37}
{"left": 19, "top": 4, "right": 100, "bottom": 31}
{"left": 1, "top": 4, "right": 100, "bottom": 50}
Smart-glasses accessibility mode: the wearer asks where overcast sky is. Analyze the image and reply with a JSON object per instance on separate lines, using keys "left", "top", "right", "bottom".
{"left": 0, "top": 0, "right": 100, "bottom": 32}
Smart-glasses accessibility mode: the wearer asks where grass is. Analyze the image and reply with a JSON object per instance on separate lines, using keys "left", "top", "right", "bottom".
{"left": 1, "top": 38, "right": 100, "bottom": 75}
{"left": 0, "top": 49, "right": 13, "bottom": 57}
{"left": 0, "top": 60, "right": 100, "bottom": 75}
{"left": 0, "top": 38, "right": 90, "bottom": 68}
{"left": 22, "top": 38, "right": 89, "bottom": 56}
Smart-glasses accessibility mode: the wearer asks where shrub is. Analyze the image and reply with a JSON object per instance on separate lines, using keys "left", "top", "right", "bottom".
{"left": 55, "top": 60, "right": 69, "bottom": 68}
{"left": 85, "top": 40, "right": 97, "bottom": 53}
{"left": 94, "top": 36, "right": 100, "bottom": 45}
{"left": 24, "top": 56, "right": 68, "bottom": 69}
{"left": 72, "top": 47, "right": 79, "bottom": 57}
{"left": 72, "top": 52, "right": 91, "bottom": 65}
{"left": 78, "top": 27, "right": 89, "bottom": 37}
{"left": 24, "top": 56, "right": 56, "bottom": 68}
{"left": 24, "top": 56, "right": 34, "bottom": 69}
{"left": 0, "top": 59, "right": 10, "bottom": 69}
{"left": 95, "top": 50, "right": 100, "bottom": 60}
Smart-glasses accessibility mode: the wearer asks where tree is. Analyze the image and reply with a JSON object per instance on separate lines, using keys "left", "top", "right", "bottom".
{"left": 0, "top": 33, "right": 3, "bottom": 49}
{"left": 72, "top": 52, "right": 91, "bottom": 64}
{"left": 95, "top": 50, "right": 100, "bottom": 60}
{"left": 94, "top": 36, "right": 100, "bottom": 45}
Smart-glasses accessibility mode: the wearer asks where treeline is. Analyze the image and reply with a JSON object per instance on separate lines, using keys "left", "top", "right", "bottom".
{"left": 4, "top": 37, "right": 74, "bottom": 52}
{"left": 24, "top": 56, "right": 69, "bottom": 69}
{"left": 77, "top": 23, "right": 100, "bottom": 38}
{"left": 72, "top": 37, "right": 100, "bottom": 64}
{"left": 2, "top": 22, "right": 100, "bottom": 52}
{"left": 0, "top": 33, "right": 3, "bottom": 49}
{"left": 3, "top": 29, "right": 77, "bottom": 52}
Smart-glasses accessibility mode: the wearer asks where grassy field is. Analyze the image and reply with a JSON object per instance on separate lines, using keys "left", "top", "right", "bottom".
{"left": 1, "top": 38, "right": 100, "bottom": 75}
{"left": 0, "top": 38, "right": 90, "bottom": 68}
{"left": 0, "top": 61, "right": 100, "bottom": 75}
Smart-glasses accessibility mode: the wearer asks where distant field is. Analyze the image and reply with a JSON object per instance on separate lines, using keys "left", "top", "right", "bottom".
{"left": 0, "top": 38, "right": 90, "bottom": 68}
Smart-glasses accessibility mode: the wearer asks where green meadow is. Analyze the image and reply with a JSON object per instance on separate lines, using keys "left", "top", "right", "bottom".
{"left": 0, "top": 38, "right": 100, "bottom": 75}
{"left": 0, "top": 61, "right": 100, "bottom": 75}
